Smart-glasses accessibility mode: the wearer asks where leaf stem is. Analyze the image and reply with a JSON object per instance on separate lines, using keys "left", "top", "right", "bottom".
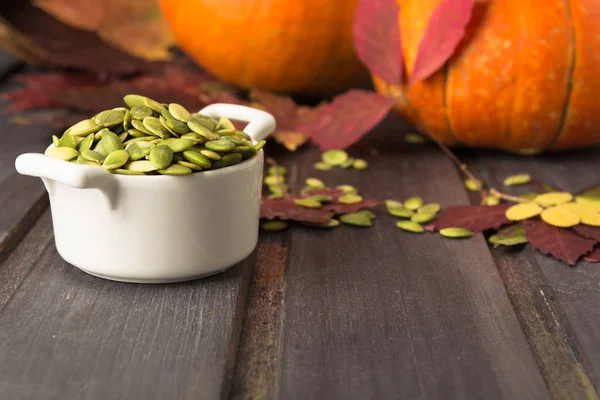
{"left": 425, "top": 133, "right": 482, "bottom": 187}
{"left": 488, "top": 188, "right": 528, "bottom": 204}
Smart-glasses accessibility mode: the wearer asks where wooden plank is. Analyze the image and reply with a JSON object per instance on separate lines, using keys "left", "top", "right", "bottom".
{"left": 271, "top": 120, "right": 550, "bottom": 399}
{"left": 0, "top": 209, "right": 255, "bottom": 399}
{"left": 464, "top": 147, "right": 600, "bottom": 398}
{"left": 0, "top": 56, "right": 56, "bottom": 262}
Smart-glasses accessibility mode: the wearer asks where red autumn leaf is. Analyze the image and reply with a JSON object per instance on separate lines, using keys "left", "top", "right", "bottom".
{"left": 584, "top": 246, "right": 600, "bottom": 263}
{"left": 573, "top": 225, "right": 600, "bottom": 243}
{"left": 260, "top": 197, "right": 334, "bottom": 224}
{"left": 522, "top": 219, "right": 597, "bottom": 266}
{"left": 409, "top": 0, "right": 477, "bottom": 86}
{"left": 300, "top": 89, "right": 395, "bottom": 150}
{"left": 300, "top": 188, "right": 345, "bottom": 201}
{"left": 322, "top": 199, "right": 382, "bottom": 214}
{"left": 425, "top": 204, "right": 512, "bottom": 232}
{"left": 352, "top": 0, "right": 403, "bottom": 85}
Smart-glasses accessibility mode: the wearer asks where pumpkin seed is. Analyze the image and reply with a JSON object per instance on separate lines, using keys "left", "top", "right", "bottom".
{"left": 404, "top": 133, "right": 428, "bottom": 144}
{"left": 215, "top": 117, "right": 236, "bottom": 130}
{"left": 181, "top": 132, "right": 205, "bottom": 144}
{"left": 57, "top": 135, "right": 77, "bottom": 149}
{"left": 535, "top": 192, "right": 573, "bottom": 206}
{"left": 540, "top": 206, "right": 580, "bottom": 228}
{"left": 341, "top": 157, "right": 355, "bottom": 169}
{"left": 178, "top": 160, "right": 203, "bottom": 171}
{"left": 464, "top": 178, "right": 482, "bottom": 191}
{"left": 269, "top": 184, "right": 288, "bottom": 195}
{"left": 261, "top": 220, "right": 289, "bottom": 231}
{"left": 264, "top": 176, "right": 285, "bottom": 185}
{"left": 357, "top": 210, "right": 376, "bottom": 220}
{"left": 236, "top": 145, "right": 258, "bottom": 159}
{"left": 114, "top": 169, "right": 144, "bottom": 175}
{"left": 217, "top": 128, "right": 237, "bottom": 136}
{"left": 125, "top": 141, "right": 154, "bottom": 161}
{"left": 81, "top": 149, "right": 106, "bottom": 163}
{"left": 388, "top": 206, "right": 414, "bottom": 218}
{"left": 340, "top": 212, "right": 372, "bottom": 227}
{"left": 100, "top": 129, "right": 122, "bottom": 154}
{"left": 52, "top": 135, "right": 60, "bottom": 147}
{"left": 339, "top": 194, "right": 363, "bottom": 204}
{"left": 489, "top": 229, "right": 528, "bottom": 246}
{"left": 419, "top": 203, "right": 441, "bottom": 214}
{"left": 396, "top": 220, "right": 424, "bottom": 233}
{"left": 212, "top": 153, "right": 243, "bottom": 169}
{"left": 149, "top": 145, "right": 173, "bottom": 169}
{"left": 168, "top": 103, "right": 191, "bottom": 122}
{"left": 305, "top": 178, "right": 325, "bottom": 189}
{"left": 294, "top": 198, "right": 322, "bottom": 208}
{"left": 439, "top": 227, "right": 473, "bottom": 238}
{"left": 124, "top": 160, "right": 158, "bottom": 172}
{"left": 411, "top": 212, "right": 436, "bottom": 224}
{"left": 503, "top": 173, "right": 531, "bottom": 186}
{"left": 322, "top": 149, "right": 348, "bottom": 166}
{"left": 506, "top": 202, "right": 543, "bottom": 221}
{"left": 314, "top": 162, "right": 332, "bottom": 171}
{"left": 191, "top": 114, "right": 217, "bottom": 130}
{"left": 200, "top": 149, "right": 222, "bottom": 160}
{"left": 183, "top": 150, "right": 212, "bottom": 169}
{"left": 163, "top": 115, "right": 190, "bottom": 134}
{"left": 352, "top": 159, "right": 368, "bottom": 170}
{"left": 386, "top": 200, "right": 403, "bottom": 209}
{"left": 234, "top": 130, "right": 252, "bottom": 141}
{"left": 404, "top": 196, "right": 423, "bottom": 210}
{"left": 143, "top": 116, "right": 169, "bottom": 139}
{"left": 157, "top": 164, "right": 192, "bottom": 175}
{"left": 204, "top": 139, "right": 235, "bottom": 152}
{"left": 65, "top": 119, "right": 101, "bottom": 137}
{"left": 188, "top": 120, "right": 220, "bottom": 140}
{"left": 46, "top": 147, "right": 79, "bottom": 161}
{"left": 484, "top": 196, "right": 501, "bottom": 206}
{"left": 305, "top": 194, "right": 333, "bottom": 203}
{"left": 130, "top": 105, "right": 153, "bottom": 120}
{"left": 118, "top": 132, "right": 128, "bottom": 143}
{"left": 337, "top": 184, "right": 357, "bottom": 194}
{"left": 94, "top": 109, "right": 125, "bottom": 127}
{"left": 103, "top": 150, "right": 129, "bottom": 170}
{"left": 303, "top": 219, "right": 340, "bottom": 228}
{"left": 131, "top": 119, "right": 154, "bottom": 136}
{"left": 75, "top": 156, "right": 86, "bottom": 164}
{"left": 77, "top": 133, "right": 95, "bottom": 152}
{"left": 255, "top": 140, "right": 266, "bottom": 151}
{"left": 158, "top": 138, "right": 195, "bottom": 153}
{"left": 268, "top": 166, "right": 287, "bottom": 176}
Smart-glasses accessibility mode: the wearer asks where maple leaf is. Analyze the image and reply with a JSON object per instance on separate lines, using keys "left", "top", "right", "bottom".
{"left": 352, "top": 0, "right": 403, "bottom": 85}
{"left": 249, "top": 89, "right": 327, "bottom": 151}
{"left": 522, "top": 219, "right": 597, "bottom": 266}
{"left": 573, "top": 225, "right": 600, "bottom": 243}
{"left": 300, "top": 89, "right": 395, "bottom": 150}
{"left": 322, "top": 199, "right": 382, "bottom": 215}
{"left": 584, "top": 247, "right": 600, "bottom": 263}
{"left": 425, "top": 204, "right": 512, "bottom": 233}
{"left": 409, "top": 0, "right": 477, "bottom": 86}
{"left": 260, "top": 197, "right": 334, "bottom": 224}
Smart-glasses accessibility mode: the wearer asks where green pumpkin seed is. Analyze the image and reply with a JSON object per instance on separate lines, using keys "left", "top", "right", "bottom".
{"left": 488, "top": 233, "right": 528, "bottom": 246}
{"left": 268, "top": 184, "right": 288, "bottom": 195}
{"left": 337, "top": 185, "right": 357, "bottom": 194}
{"left": 57, "top": 135, "right": 77, "bottom": 149}
{"left": 157, "top": 164, "right": 192, "bottom": 175}
{"left": 464, "top": 178, "right": 482, "bottom": 192}
{"left": 386, "top": 200, "right": 403, "bottom": 209}
{"left": 411, "top": 212, "right": 436, "bottom": 224}
{"left": 103, "top": 149, "right": 129, "bottom": 170}
{"left": 217, "top": 128, "right": 237, "bottom": 136}
{"left": 439, "top": 227, "right": 473, "bottom": 238}
{"left": 305, "top": 194, "right": 332, "bottom": 203}
{"left": 162, "top": 114, "right": 190, "bottom": 134}
{"left": 404, "top": 196, "right": 423, "bottom": 210}
{"left": 191, "top": 114, "right": 217, "bottom": 130}
{"left": 178, "top": 160, "right": 202, "bottom": 171}
{"left": 212, "top": 153, "right": 243, "bottom": 169}
{"left": 205, "top": 139, "right": 235, "bottom": 152}
{"left": 322, "top": 149, "right": 348, "bottom": 166}
{"left": 357, "top": 210, "right": 376, "bottom": 220}
{"left": 119, "top": 132, "right": 128, "bottom": 143}
{"left": 65, "top": 118, "right": 101, "bottom": 137}
{"left": 158, "top": 138, "right": 195, "bottom": 152}
{"left": 314, "top": 162, "right": 332, "bottom": 171}
{"left": 100, "top": 129, "right": 122, "bottom": 154}
{"left": 123, "top": 136, "right": 156, "bottom": 146}
{"left": 46, "top": 147, "right": 79, "bottom": 161}
{"left": 396, "top": 220, "right": 424, "bottom": 233}
{"left": 388, "top": 206, "right": 414, "bottom": 218}
{"left": 305, "top": 178, "right": 325, "bottom": 189}
{"left": 503, "top": 174, "right": 532, "bottom": 186}
{"left": 341, "top": 157, "right": 355, "bottom": 169}
{"left": 125, "top": 141, "right": 154, "bottom": 161}
{"left": 352, "top": 159, "right": 368, "bottom": 170}
{"left": 294, "top": 198, "right": 322, "bottom": 208}
{"left": 340, "top": 212, "right": 372, "bottom": 227}
{"left": 183, "top": 150, "right": 212, "bottom": 169}
{"left": 75, "top": 156, "right": 86, "bottom": 164}
{"left": 94, "top": 109, "right": 125, "bottom": 127}
{"left": 130, "top": 105, "right": 153, "bottom": 120}
{"left": 268, "top": 166, "right": 287, "bottom": 176}
{"left": 302, "top": 219, "right": 340, "bottom": 228}
{"left": 188, "top": 120, "right": 220, "bottom": 140}
{"left": 225, "top": 136, "right": 252, "bottom": 146}
{"left": 127, "top": 128, "right": 149, "bottom": 138}
{"left": 236, "top": 145, "right": 258, "bottom": 159}
{"left": 168, "top": 103, "right": 191, "bottom": 122}
{"left": 77, "top": 132, "right": 95, "bottom": 152}
{"left": 419, "top": 203, "right": 441, "bottom": 214}
{"left": 234, "top": 130, "right": 252, "bottom": 141}
{"left": 149, "top": 145, "right": 173, "bottom": 169}
{"left": 81, "top": 149, "right": 106, "bottom": 163}
{"left": 180, "top": 132, "right": 205, "bottom": 144}
{"left": 52, "top": 135, "right": 60, "bottom": 147}
{"left": 123, "top": 110, "right": 131, "bottom": 130}
{"left": 255, "top": 140, "right": 266, "bottom": 151}
{"left": 404, "top": 133, "right": 427, "bottom": 144}
{"left": 124, "top": 160, "right": 158, "bottom": 172}
{"left": 200, "top": 149, "right": 222, "bottom": 160}
{"left": 130, "top": 120, "right": 152, "bottom": 136}
{"left": 93, "top": 141, "right": 107, "bottom": 156}
{"left": 114, "top": 169, "right": 144, "bottom": 175}
{"left": 261, "top": 220, "right": 289, "bottom": 231}
{"left": 339, "top": 194, "right": 363, "bottom": 204}
{"left": 215, "top": 117, "right": 236, "bottom": 130}
{"left": 264, "top": 175, "right": 285, "bottom": 185}
{"left": 484, "top": 196, "right": 501, "bottom": 206}
{"left": 143, "top": 117, "right": 169, "bottom": 139}
{"left": 123, "top": 94, "right": 146, "bottom": 108}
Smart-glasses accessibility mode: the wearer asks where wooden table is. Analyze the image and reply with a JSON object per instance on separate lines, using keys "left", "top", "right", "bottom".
{"left": 0, "top": 52, "right": 599, "bottom": 400}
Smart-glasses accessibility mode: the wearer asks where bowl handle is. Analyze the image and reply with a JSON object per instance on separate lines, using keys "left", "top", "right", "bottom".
{"left": 15, "top": 153, "right": 118, "bottom": 209}
{"left": 198, "top": 104, "right": 276, "bottom": 143}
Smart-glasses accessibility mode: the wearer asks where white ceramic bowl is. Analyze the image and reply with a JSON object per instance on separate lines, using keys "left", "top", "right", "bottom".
{"left": 15, "top": 104, "right": 276, "bottom": 283}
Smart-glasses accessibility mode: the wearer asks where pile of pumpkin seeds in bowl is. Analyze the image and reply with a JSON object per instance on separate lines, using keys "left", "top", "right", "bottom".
{"left": 44, "top": 94, "right": 266, "bottom": 176}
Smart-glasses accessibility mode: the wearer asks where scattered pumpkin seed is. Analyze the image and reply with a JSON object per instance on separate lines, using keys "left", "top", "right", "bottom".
{"left": 340, "top": 157, "right": 355, "bottom": 169}
{"left": 102, "top": 150, "right": 129, "bottom": 170}
{"left": 396, "top": 220, "right": 424, "bottom": 233}
{"left": 305, "top": 194, "right": 333, "bottom": 203}
{"left": 357, "top": 210, "right": 376, "bottom": 220}
{"left": 439, "top": 227, "right": 473, "bottom": 238}
{"left": 484, "top": 196, "right": 501, "bottom": 206}
{"left": 45, "top": 147, "right": 79, "bottom": 161}
{"left": 506, "top": 202, "right": 543, "bottom": 221}
{"left": 268, "top": 166, "right": 287, "bottom": 176}
{"left": 294, "top": 198, "right": 322, "bottom": 208}
{"left": 314, "top": 162, "right": 332, "bottom": 171}
{"left": 264, "top": 175, "right": 285, "bottom": 185}
{"left": 388, "top": 206, "right": 414, "bottom": 218}
{"left": 322, "top": 149, "right": 348, "bottom": 166}
{"left": 419, "top": 203, "right": 441, "bottom": 214}
{"left": 352, "top": 159, "right": 368, "bottom": 170}
{"left": 268, "top": 184, "right": 288, "bottom": 195}
{"left": 489, "top": 232, "right": 528, "bottom": 246}
{"left": 386, "top": 200, "right": 403, "bottom": 209}
{"left": 339, "top": 194, "right": 363, "bottom": 204}
{"left": 305, "top": 178, "right": 325, "bottom": 189}
{"left": 337, "top": 184, "right": 357, "bottom": 194}
{"left": 404, "top": 133, "right": 427, "bottom": 144}
{"left": 302, "top": 219, "right": 340, "bottom": 228}
{"left": 404, "top": 196, "right": 423, "bottom": 210}
{"left": 540, "top": 206, "right": 580, "bottom": 228}
{"left": 520, "top": 192, "right": 539, "bottom": 201}
{"left": 503, "top": 174, "right": 531, "bottom": 186}
{"left": 464, "top": 178, "right": 482, "bottom": 191}
{"left": 340, "top": 212, "right": 372, "bottom": 227}
{"left": 535, "top": 192, "right": 574, "bottom": 206}
{"left": 411, "top": 212, "right": 436, "bottom": 224}
{"left": 261, "top": 220, "right": 289, "bottom": 231}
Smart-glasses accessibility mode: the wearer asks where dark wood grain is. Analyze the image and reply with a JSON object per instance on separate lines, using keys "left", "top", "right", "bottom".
{"left": 465, "top": 147, "right": 600, "bottom": 399}
{"left": 270, "top": 123, "right": 549, "bottom": 399}
{"left": 0, "top": 209, "right": 255, "bottom": 399}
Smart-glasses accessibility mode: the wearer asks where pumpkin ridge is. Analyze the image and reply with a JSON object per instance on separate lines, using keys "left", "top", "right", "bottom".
{"left": 546, "top": 0, "right": 576, "bottom": 151}
{"left": 442, "top": 62, "right": 462, "bottom": 147}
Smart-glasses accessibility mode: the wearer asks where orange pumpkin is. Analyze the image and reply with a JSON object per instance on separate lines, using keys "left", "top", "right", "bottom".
{"left": 159, "top": 0, "right": 369, "bottom": 95}
{"left": 373, "top": 0, "right": 600, "bottom": 153}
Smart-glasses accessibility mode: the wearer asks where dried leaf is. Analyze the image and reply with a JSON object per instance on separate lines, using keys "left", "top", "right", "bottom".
{"left": 300, "top": 89, "right": 395, "bottom": 150}
{"left": 573, "top": 225, "right": 600, "bottom": 243}
{"left": 322, "top": 199, "right": 382, "bottom": 214}
{"left": 260, "top": 197, "right": 334, "bottom": 224}
{"left": 424, "top": 204, "right": 512, "bottom": 233}
{"left": 522, "top": 219, "right": 596, "bottom": 266}
{"left": 584, "top": 247, "right": 600, "bottom": 263}
{"left": 34, "top": 0, "right": 174, "bottom": 61}
{"left": 409, "top": 0, "right": 477, "bottom": 86}
{"left": 352, "top": 0, "right": 403, "bottom": 85}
